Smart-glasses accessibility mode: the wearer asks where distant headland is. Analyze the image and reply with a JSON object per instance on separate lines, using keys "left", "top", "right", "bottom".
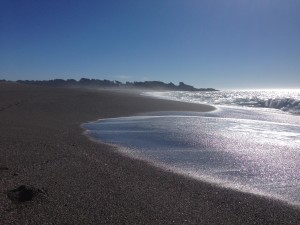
{"left": 1, "top": 78, "right": 218, "bottom": 92}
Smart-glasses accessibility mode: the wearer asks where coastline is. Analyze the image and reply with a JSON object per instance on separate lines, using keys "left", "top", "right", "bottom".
{"left": 1, "top": 83, "right": 299, "bottom": 224}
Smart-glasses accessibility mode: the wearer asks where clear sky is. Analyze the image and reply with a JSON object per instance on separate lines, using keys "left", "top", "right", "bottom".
{"left": 1, "top": 0, "right": 299, "bottom": 89}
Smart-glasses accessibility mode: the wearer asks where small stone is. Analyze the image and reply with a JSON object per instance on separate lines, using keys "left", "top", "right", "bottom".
{"left": 0, "top": 166, "right": 9, "bottom": 170}
{"left": 7, "top": 185, "right": 38, "bottom": 202}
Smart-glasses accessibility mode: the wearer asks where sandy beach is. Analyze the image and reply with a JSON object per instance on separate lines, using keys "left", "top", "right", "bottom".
{"left": 1, "top": 83, "right": 300, "bottom": 225}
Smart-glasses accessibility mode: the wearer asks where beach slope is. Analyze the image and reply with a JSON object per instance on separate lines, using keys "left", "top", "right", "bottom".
{"left": 0, "top": 83, "right": 299, "bottom": 224}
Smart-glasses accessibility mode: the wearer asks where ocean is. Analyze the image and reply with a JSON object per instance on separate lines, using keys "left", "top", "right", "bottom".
{"left": 83, "top": 89, "right": 300, "bottom": 205}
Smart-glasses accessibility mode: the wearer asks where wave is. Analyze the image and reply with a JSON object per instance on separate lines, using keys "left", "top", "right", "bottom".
{"left": 144, "top": 90, "right": 300, "bottom": 115}
{"left": 251, "top": 98, "right": 300, "bottom": 114}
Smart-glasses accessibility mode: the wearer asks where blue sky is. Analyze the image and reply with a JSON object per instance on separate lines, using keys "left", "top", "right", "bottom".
{"left": 1, "top": 0, "right": 299, "bottom": 89}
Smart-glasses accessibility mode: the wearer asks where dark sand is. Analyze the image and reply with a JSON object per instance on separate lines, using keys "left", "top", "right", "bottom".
{"left": 1, "top": 83, "right": 299, "bottom": 225}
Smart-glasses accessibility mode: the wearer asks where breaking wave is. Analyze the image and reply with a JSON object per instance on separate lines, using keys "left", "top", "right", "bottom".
{"left": 144, "top": 89, "right": 300, "bottom": 115}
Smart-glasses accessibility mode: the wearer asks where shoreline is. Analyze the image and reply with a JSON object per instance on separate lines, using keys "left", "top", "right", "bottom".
{"left": 1, "top": 83, "right": 300, "bottom": 224}
{"left": 82, "top": 113, "right": 300, "bottom": 209}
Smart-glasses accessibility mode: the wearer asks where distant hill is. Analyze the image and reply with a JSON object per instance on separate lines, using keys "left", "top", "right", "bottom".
{"left": 4, "top": 78, "right": 218, "bottom": 92}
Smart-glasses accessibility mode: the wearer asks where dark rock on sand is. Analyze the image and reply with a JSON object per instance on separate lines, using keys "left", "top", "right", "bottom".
{"left": 7, "top": 185, "right": 40, "bottom": 203}
{"left": 0, "top": 166, "right": 9, "bottom": 170}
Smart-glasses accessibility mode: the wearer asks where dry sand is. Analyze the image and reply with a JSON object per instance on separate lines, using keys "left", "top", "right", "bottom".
{"left": 0, "top": 82, "right": 299, "bottom": 224}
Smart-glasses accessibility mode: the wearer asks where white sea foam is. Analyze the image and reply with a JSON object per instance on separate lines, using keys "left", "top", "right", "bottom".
{"left": 83, "top": 106, "right": 300, "bottom": 205}
{"left": 83, "top": 89, "right": 300, "bottom": 205}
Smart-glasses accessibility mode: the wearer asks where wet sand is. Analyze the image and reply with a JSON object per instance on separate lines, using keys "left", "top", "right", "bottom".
{"left": 1, "top": 82, "right": 299, "bottom": 224}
